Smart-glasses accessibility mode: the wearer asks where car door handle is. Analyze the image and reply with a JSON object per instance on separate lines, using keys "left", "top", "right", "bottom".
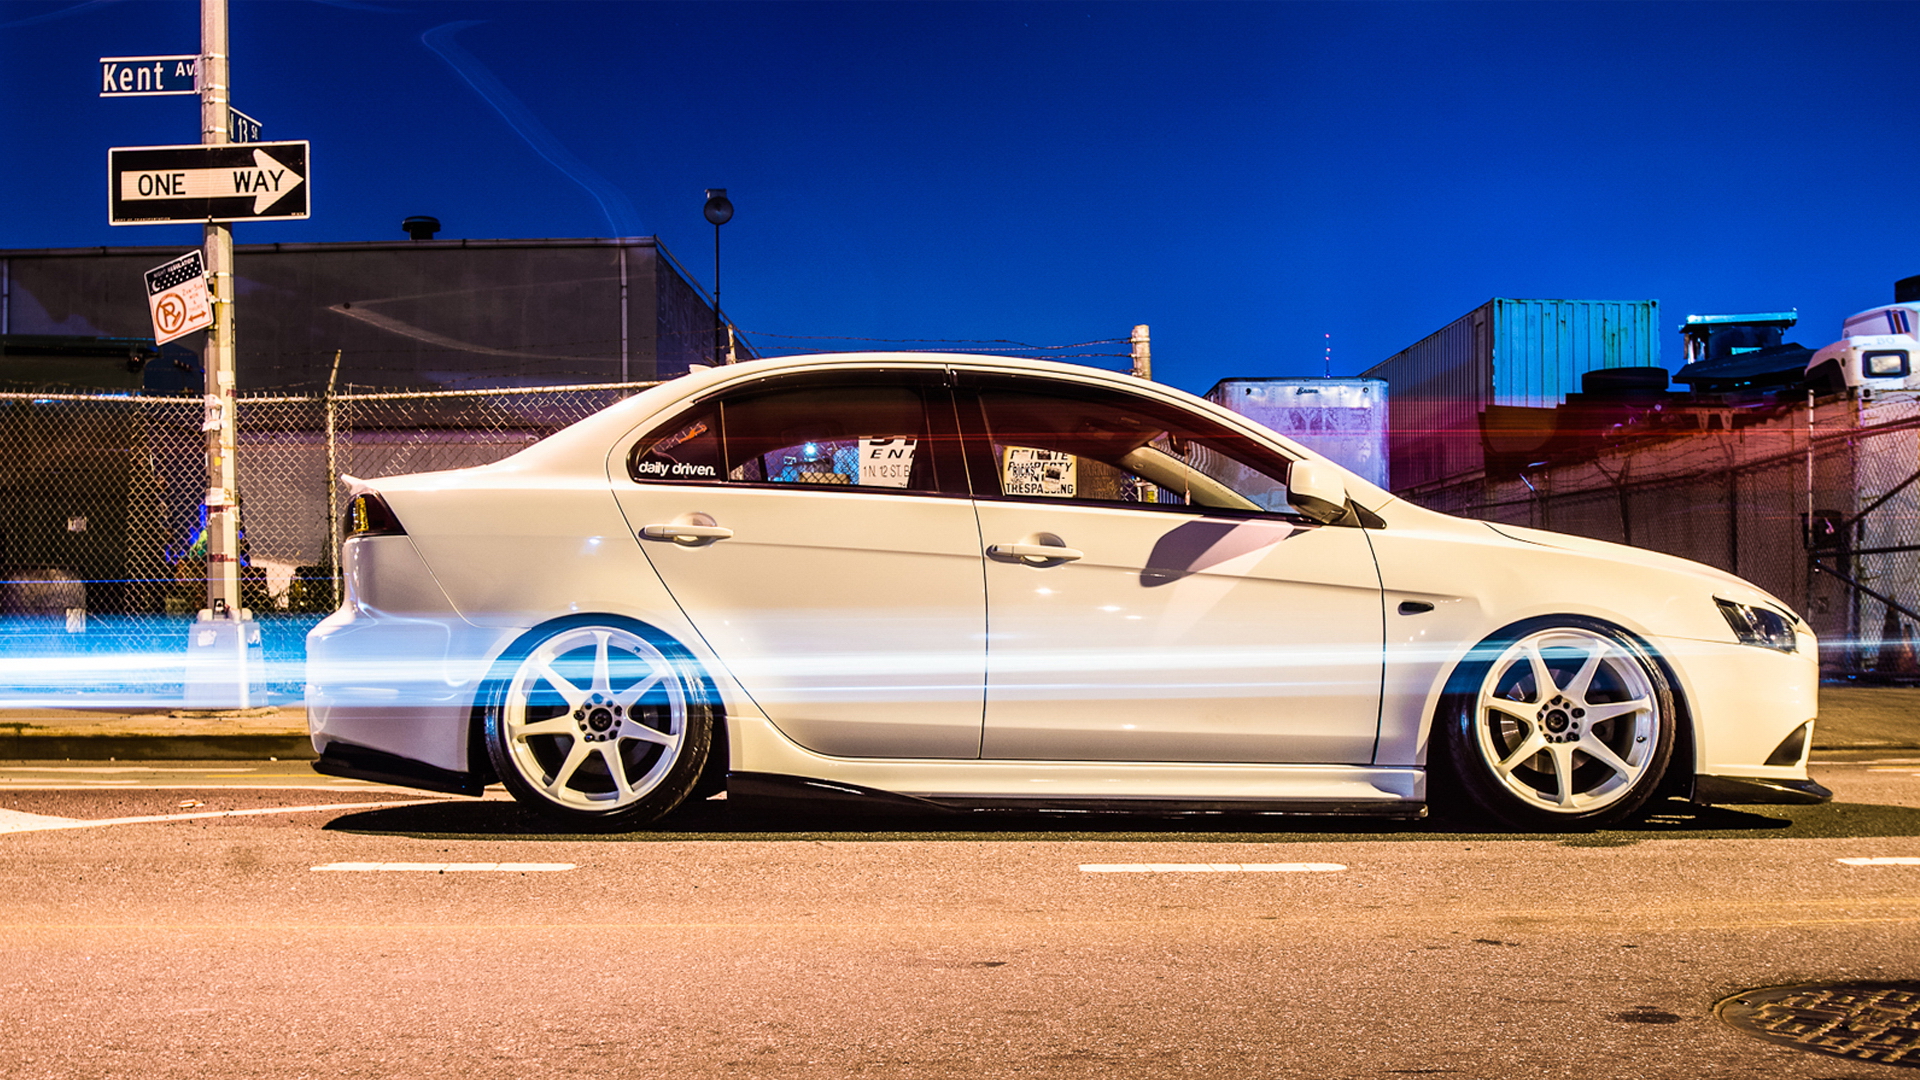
{"left": 639, "top": 523, "right": 735, "bottom": 544}
{"left": 987, "top": 542, "right": 1084, "bottom": 563}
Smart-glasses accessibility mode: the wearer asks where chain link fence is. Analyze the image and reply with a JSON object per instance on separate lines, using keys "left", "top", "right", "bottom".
{"left": 0, "top": 381, "right": 654, "bottom": 701}
{"left": 10, "top": 378, "right": 1920, "bottom": 697}
{"left": 1406, "top": 394, "right": 1920, "bottom": 679}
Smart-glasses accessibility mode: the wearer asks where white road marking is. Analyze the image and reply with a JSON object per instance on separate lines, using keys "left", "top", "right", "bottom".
{"left": 0, "top": 778, "right": 142, "bottom": 785}
{"left": 1080, "top": 863, "right": 1347, "bottom": 873}
{"left": 0, "top": 800, "right": 437, "bottom": 834}
{"left": 1837, "top": 857, "right": 1920, "bottom": 866}
{"left": 0, "top": 807, "right": 81, "bottom": 831}
{"left": 312, "top": 862, "right": 576, "bottom": 873}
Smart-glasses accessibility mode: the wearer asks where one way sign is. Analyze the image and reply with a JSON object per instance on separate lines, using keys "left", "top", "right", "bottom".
{"left": 108, "top": 141, "right": 310, "bottom": 225}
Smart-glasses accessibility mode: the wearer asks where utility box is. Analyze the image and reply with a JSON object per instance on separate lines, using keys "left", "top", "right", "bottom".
{"left": 1361, "top": 298, "right": 1661, "bottom": 492}
{"left": 1206, "top": 377, "right": 1388, "bottom": 490}
{"left": 183, "top": 614, "right": 266, "bottom": 709}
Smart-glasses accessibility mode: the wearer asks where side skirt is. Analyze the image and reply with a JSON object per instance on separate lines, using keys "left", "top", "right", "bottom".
{"left": 727, "top": 771, "right": 1427, "bottom": 819}
{"left": 726, "top": 716, "right": 1426, "bottom": 815}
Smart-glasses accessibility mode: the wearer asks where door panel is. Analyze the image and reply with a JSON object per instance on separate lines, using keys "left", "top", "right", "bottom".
{"left": 957, "top": 374, "right": 1385, "bottom": 764}
{"left": 977, "top": 502, "right": 1383, "bottom": 762}
{"left": 616, "top": 486, "right": 986, "bottom": 758}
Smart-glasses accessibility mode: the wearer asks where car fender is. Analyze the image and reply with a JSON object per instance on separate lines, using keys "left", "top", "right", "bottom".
{"left": 369, "top": 472, "right": 769, "bottom": 732}
{"left": 1367, "top": 508, "right": 1789, "bottom": 770}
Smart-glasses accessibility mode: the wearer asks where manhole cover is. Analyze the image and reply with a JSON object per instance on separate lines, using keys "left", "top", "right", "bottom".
{"left": 1717, "top": 981, "right": 1920, "bottom": 1067}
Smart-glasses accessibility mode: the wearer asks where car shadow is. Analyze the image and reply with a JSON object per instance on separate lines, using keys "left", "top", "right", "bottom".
{"left": 320, "top": 795, "right": 1920, "bottom": 844}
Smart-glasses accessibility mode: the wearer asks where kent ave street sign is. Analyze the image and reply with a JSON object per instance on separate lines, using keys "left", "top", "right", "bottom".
{"left": 108, "top": 141, "right": 310, "bottom": 225}
{"left": 99, "top": 55, "right": 199, "bottom": 97}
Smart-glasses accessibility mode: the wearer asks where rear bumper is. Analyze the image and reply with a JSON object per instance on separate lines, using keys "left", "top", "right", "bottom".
{"left": 305, "top": 604, "right": 515, "bottom": 774}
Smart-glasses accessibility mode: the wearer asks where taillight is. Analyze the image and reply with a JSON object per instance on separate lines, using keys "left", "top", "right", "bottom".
{"left": 347, "top": 492, "right": 406, "bottom": 537}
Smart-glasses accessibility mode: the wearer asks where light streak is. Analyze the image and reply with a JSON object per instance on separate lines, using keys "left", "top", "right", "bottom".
{"left": 420, "top": 21, "right": 642, "bottom": 238}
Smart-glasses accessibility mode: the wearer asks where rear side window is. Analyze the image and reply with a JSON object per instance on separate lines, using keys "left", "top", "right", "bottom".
{"left": 630, "top": 410, "right": 724, "bottom": 482}
{"left": 627, "top": 380, "right": 949, "bottom": 493}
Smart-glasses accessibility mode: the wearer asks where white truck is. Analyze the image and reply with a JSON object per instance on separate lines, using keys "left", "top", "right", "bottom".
{"left": 1807, "top": 297, "right": 1920, "bottom": 393}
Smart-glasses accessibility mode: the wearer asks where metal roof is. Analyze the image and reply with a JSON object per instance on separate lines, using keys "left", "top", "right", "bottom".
{"left": 1681, "top": 311, "right": 1798, "bottom": 328}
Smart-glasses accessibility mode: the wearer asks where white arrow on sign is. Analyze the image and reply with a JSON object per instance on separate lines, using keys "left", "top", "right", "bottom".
{"left": 117, "top": 147, "right": 305, "bottom": 215}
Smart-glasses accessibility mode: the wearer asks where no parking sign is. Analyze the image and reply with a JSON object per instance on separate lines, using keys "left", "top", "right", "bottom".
{"left": 144, "top": 250, "right": 211, "bottom": 345}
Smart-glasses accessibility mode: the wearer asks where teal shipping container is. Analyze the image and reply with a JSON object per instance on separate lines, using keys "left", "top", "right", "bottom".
{"left": 1360, "top": 298, "right": 1659, "bottom": 493}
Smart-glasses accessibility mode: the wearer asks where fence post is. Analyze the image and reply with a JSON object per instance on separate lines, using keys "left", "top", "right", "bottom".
{"left": 325, "top": 350, "right": 343, "bottom": 609}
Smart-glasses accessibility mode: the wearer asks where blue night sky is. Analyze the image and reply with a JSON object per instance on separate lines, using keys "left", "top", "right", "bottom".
{"left": 1, "top": 0, "right": 1914, "bottom": 396}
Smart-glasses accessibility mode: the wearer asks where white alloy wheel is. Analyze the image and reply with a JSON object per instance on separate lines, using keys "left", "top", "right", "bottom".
{"left": 484, "top": 622, "right": 709, "bottom": 826}
{"left": 1443, "top": 620, "right": 1676, "bottom": 828}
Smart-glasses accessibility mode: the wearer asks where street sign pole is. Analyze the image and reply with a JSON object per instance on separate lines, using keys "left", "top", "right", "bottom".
{"left": 183, "top": 0, "right": 263, "bottom": 709}
{"left": 201, "top": 0, "right": 240, "bottom": 626}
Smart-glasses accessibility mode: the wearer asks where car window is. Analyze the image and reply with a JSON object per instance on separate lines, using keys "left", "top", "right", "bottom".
{"left": 628, "top": 381, "right": 948, "bottom": 493}
{"left": 629, "top": 409, "right": 726, "bottom": 482}
{"left": 972, "top": 384, "right": 1296, "bottom": 514}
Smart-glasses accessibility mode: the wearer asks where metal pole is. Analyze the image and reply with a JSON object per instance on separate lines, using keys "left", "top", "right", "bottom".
{"left": 618, "top": 245, "right": 629, "bottom": 382}
{"left": 712, "top": 222, "right": 722, "bottom": 366}
{"left": 200, "top": 0, "right": 241, "bottom": 621}
{"left": 1130, "top": 324, "right": 1151, "bottom": 380}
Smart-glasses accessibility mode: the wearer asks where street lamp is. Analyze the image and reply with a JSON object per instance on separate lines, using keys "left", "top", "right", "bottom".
{"left": 703, "top": 189, "right": 733, "bottom": 365}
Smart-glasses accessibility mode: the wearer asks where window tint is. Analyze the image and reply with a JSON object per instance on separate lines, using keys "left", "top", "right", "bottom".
{"left": 974, "top": 385, "right": 1296, "bottom": 514}
{"left": 629, "top": 381, "right": 946, "bottom": 493}
{"left": 721, "top": 385, "right": 937, "bottom": 491}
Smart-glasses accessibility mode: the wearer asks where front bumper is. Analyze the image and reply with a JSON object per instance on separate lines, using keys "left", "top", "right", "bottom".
{"left": 1666, "top": 632, "right": 1820, "bottom": 783}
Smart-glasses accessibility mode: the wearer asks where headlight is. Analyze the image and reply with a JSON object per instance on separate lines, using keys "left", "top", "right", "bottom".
{"left": 1716, "top": 598, "right": 1797, "bottom": 652}
{"left": 1864, "top": 350, "right": 1909, "bottom": 378}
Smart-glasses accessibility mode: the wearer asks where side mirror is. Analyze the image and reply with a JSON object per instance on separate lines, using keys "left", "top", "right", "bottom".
{"left": 1287, "top": 459, "right": 1351, "bottom": 524}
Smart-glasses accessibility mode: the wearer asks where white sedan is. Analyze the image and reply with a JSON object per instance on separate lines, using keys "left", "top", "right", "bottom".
{"left": 307, "top": 353, "right": 1827, "bottom": 829}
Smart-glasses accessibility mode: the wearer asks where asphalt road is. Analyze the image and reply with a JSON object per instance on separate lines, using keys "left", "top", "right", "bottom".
{"left": 3, "top": 759, "right": 1919, "bottom": 1079}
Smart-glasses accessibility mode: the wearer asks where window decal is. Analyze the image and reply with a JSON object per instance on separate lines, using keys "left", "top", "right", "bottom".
{"left": 631, "top": 414, "right": 723, "bottom": 481}
{"left": 858, "top": 438, "right": 918, "bottom": 488}
{"left": 1002, "top": 446, "right": 1077, "bottom": 497}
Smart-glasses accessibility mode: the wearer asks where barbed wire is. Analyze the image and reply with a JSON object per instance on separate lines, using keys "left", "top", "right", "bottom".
{"left": 734, "top": 330, "right": 1133, "bottom": 364}
{"left": 740, "top": 330, "right": 1131, "bottom": 350}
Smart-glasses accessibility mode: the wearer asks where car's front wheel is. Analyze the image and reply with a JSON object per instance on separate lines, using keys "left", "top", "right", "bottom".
{"left": 482, "top": 619, "right": 712, "bottom": 828}
{"left": 1438, "top": 617, "right": 1677, "bottom": 829}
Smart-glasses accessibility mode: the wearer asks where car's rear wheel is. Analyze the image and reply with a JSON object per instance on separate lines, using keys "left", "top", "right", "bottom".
{"left": 1438, "top": 618, "right": 1676, "bottom": 829}
{"left": 482, "top": 620, "right": 712, "bottom": 828}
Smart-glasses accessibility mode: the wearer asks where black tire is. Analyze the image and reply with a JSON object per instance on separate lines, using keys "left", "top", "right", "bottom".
{"left": 1437, "top": 616, "right": 1677, "bottom": 830}
{"left": 481, "top": 617, "right": 713, "bottom": 829}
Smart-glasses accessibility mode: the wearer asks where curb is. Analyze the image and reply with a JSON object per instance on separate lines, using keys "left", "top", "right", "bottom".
{"left": 0, "top": 734, "right": 317, "bottom": 761}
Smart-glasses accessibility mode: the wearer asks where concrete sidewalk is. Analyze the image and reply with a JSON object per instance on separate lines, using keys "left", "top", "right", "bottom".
{"left": 0, "top": 705, "right": 314, "bottom": 760}
{"left": 0, "top": 684, "right": 1913, "bottom": 761}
